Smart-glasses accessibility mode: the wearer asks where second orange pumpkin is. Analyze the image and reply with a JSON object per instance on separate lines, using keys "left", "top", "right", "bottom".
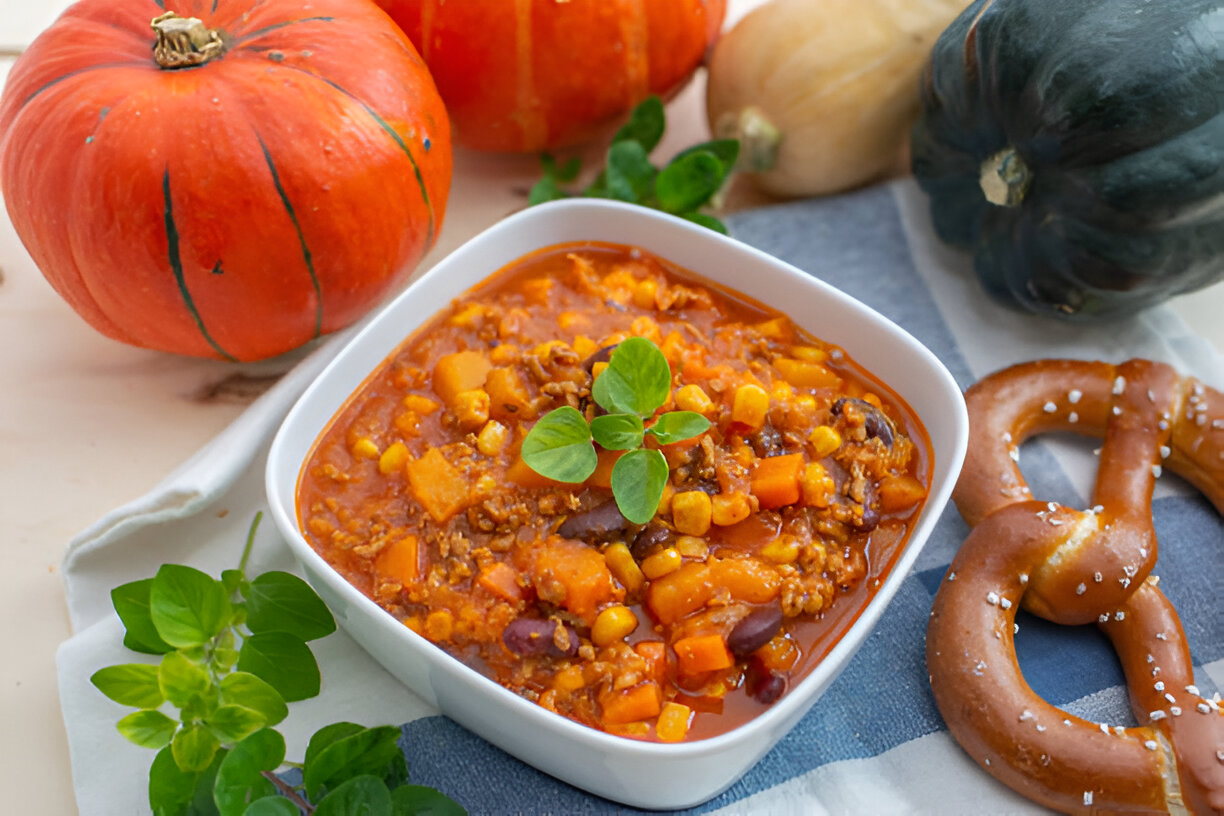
{"left": 375, "top": 0, "right": 726, "bottom": 152}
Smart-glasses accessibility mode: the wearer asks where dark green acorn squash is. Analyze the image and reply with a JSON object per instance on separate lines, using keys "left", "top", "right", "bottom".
{"left": 911, "top": 0, "right": 1224, "bottom": 321}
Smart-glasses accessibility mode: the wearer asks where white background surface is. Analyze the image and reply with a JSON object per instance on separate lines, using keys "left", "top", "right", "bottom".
{"left": 1, "top": 1, "right": 1221, "bottom": 813}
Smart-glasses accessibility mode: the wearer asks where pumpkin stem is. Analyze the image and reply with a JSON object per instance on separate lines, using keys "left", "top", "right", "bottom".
{"left": 151, "top": 12, "right": 226, "bottom": 69}
{"left": 979, "top": 147, "right": 1032, "bottom": 207}
{"left": 715, "top": 107, "right": 781, "bottom": 173}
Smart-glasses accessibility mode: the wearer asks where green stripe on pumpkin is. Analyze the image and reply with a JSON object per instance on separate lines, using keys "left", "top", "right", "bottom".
{"left": 162, "top": 169, "right": 237, "bottom": 362}
{"left": 256, "top": 134, "right": 323, "bottom": 339}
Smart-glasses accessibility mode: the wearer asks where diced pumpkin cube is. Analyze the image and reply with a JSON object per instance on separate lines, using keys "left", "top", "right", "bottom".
{"left": 506, "top": 455, "right": 567, "bottom": 489}
{"left": 405, "top": 447, "right": 469, "bottom": 523}
{"left": 585, "top": 448, "right": 625, "bottom": 489}
{"left": 751, "top": 453, "right": 804, "bottom": 509}
{"left": 477, "top": 562, "right": 524, "bottom": 603}
{"left": 432, "top": 350, "right": 492, "bottom": 406}
{"left": 673, "top": 634, "right": 734, "bottom": 675}
{"left": 484, "top": 366, "right": 534, "bottom": 420}
{"left": 878, "top": 474, "right": 927, "bottom": 513}
{"left": 645, "top": 562, "right": 712, "bottom": 624}
{"left": 710, "top": 557, "right": 781, "bottom": 603}
{"left": 529, "top": 538, "right": 623, "bottom": 625}
{"left": 374, "top": 535, "right": 419, "bottom": 587}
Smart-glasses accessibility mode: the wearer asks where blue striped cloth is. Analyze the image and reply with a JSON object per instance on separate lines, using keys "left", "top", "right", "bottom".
{"left": 58, "top": 180, "right": 1224, "bottom": 815}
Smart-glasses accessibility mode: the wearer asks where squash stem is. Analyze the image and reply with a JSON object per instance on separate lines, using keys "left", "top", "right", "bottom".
{"left": 715, "top": 107, "right": 781, "bottom": 173}
{"left": 979, "top": 147, "right": 1032, "bottom": 207}
{"left": 151, "top": 12, "right": 226, "bottom": 69}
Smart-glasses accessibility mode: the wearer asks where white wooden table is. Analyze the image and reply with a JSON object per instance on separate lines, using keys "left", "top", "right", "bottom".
{"left": 1, "top": 2, "right": 1220, "bottom": 813}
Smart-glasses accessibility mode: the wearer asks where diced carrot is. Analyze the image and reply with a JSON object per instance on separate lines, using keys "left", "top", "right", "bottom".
{"left": 405, "top": 448, "right": 469, "bottom": 523}
{"left": 673, "top": 634, "right": 734, "bottom": 675}
{"left": 634, "top": 641, "right": 668, "bottom": 685}
{"left": 432, "top": 350, "right": 492, "bottom": 406}
{"left": 877, "top": 474, "right": 927, "bottom": 514}
{"left": 484, "top": 366, "right": 535, "bottom": 421}
{"left": 529, "top": 538, "right": 623, "bottom": 625}
{"left": 477, "top": 562, "right": 524, "bottom": 603}
{"left": 773, "top": 358, "right": 841, "bottom": 389}
{"left": 755, "top": 634, "right": 800, "bottom": 673}
{"left": 645, "top": 562, "right": 712, "bottom": 624}
{"left": 374, "top": 535, "right": 419, "bottom": 586}
{"left": 585, "top": 448, "right": 625, "bottom": 489}
{"left": 600, "top": 681, "right": 662, "bottom": 726}
{"left": 709, "top": 557, "right": 781, "bottom": 604}
{"left": 750, "top": 453, "right": 804, "bottom": 510}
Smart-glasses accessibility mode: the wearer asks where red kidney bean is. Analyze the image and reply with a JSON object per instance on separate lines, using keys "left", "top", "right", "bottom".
{"left": 557, "top": 501, "right": 629, "bottom": 544}
{"left": 727, "top": 605, "right": 783, "bottom": 657}
{"left": 631, "top": 520, "right": 676, "bottom": 560}
{"left": 745, "top": 656, "right": 787, "bottom": 704}
{"left": 502, "top": 617, "right": 579, "bottom": 658}
{"left": 831, "top": 397, "right": 895, "bottom": 447}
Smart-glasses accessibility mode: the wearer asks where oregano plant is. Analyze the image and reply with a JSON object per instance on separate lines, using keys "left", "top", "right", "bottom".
{"left": 521, "top": 336, "right": 710, "bottom": 524}
{"left": 528, "top": 95, "right": 739, "bottom": 234}
{"left": 92, "top": 513, "right": 466, "bottom": 815}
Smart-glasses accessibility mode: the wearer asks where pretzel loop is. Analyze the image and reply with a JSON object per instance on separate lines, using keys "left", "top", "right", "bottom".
{"left": 927, "top": 359, "right": 1224, "bottom": 814}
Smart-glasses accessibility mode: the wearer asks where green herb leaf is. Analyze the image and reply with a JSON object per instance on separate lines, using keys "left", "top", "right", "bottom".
{"left": 645, "top": 411, "right": 711, "bottom": 446}
{"left": 611, "top": 94, "right": 665, "bottom": 152}
{"left": 206, "top": 704, "right": 266, "bottom": 744}
{"left": 150, "top": 564, "right": 232, "bottom": 648}
{"left": 681, "top": 212, "right": 729, "bottom": 235}
{"left": 158, "top": 650, "right": 212, "bottom": 708}
{"left": 589, "top": 413, "right": 644, "bottom": 451}
{"left": 305, "top": 722, "right": 366, "bottom": 771}
{"left": 244, "top": 797, "right": 300, "bottom": 816}
{"left": 148, "top": 744, "right": 225, "bottom": 816}
{"left": 91, "top": 663, "right": 165, "bottom": 709}
{"left": 609, "top": 448, "right": 670, "bottom": 524}
{"left": 302, "top": 725, "right": 404, "bottom": 801}
{"left": 172, "top": 723, "right": 220, "bottom": 773}
{"left": 671, "top": 138, "right": 740, "bottom": 170}
{"left": 391, "top": 784, "right": 469, "bottom": 816}
{"left": 601, "top": 141, "right": 657, "bottom": 204}
{"left": 213, "top": 728, "right": 284, "bottom": 816}
{"left": 244, "top": 571, "right": 336, "bottom": 641}
{"left": 315, "top": 775, "right": 393, "bottom": 816}
{"left": 220, "top": 569, "right": 246, "bottom": 597}
{"left": 117, "top": 709, "right": 178, "bottom": 749}
{"left": 218, "top": 672, "right": 288, "bottom": 727}
{"left": 528, "top": 176, "right": 568, "bottom": 206}
{"left": 592, "top": 337, "right": 673, "bottom": 417}
{"left": 656, "top": 150, "right": 727, "bottom": 215}
{"left": 520, "top": 406, "right": 598, "bottom": 483}
{"left": 236, "top": 632, "right": 321, "bottom": 703}
{"left": 541, "top": 153, "right": 581, "bottom": 183}
{"left": 111, "top": 579, "right": 173, "bottom": 655}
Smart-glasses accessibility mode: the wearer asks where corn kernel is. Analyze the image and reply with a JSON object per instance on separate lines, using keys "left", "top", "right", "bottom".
{"left": 800, "top": 462, "right": 836, "bottom": 508}
{"left": 402, "top": 615, "right": 423, "bottom": 635}
{"left": 795, "top": 395, "right": 818, "bottom": 416}
{"left": 473, "top": 473, "right": 497, "bottom": 498}
{"left": 378, "top": 441, "right": 409, "bottom": 475}
{"left": 532, "top": 339, "right": 569, "bottom": 360}
{"left": 641, "top": 547, "right": 683, "bottom": 580}
{"left": 571, "top": 335, "right": 597, "bottom": 359}
{"left": 674, "top": 384, "right": 714, "bottom": 416}
{"left": 671, "top": 490, "right": 712, "bottom": 536}
{"left": 423, "top": 610, "right": 454, "bottom": 642}
{"left": 554, "top": 664, "right": 586, "bottom": 692}
{"left": 754, "top": 318, "right": 787, "bottom": 340}
{"left": 592, "top": 361, "right": 609, "bottom": 379}
{"left": 592, "top": 605, "right": 639, "bottom": 647}
{"left": 675, "top": 535, "right": 709, "bottom": 559}
{"left": 634, "top": 278, "right": 659, "bottom": 310}
{"left": 448, "top": 303, "right": 486, "bottom": 328}
{"left": 655, "top": 702, "right": 692, "bottom": 743}
{"left": 760, "top": 535, "right": 801, "bottom": 564}
{"left": 604, "top": 542, "right": 645, "bottom": 593}
{"left": 394, "top": 411, "right": 421, "bottom": 437}
{"left": 658, "top": 484, "right": 675, "bottom": 514}
{"left": 538, "top": 689, "right": 558, "bottom": 712}
{"left": 711, "top": 492, "right": 751, "bottom": 527}
{"left": 476, "top": 420, "right": 509, "bottom": 456}
{"left": 489, "top": 343, "right": 520, "bottom": 365}
{"left": 731, "top": 384, "right": 769, "bottom": 429}
{"left": 402, "top": 394, "right": 439, "bottom": 414}
{"left": 808, "top": 426, "right": 843, "bottom": 458}
{"left": 352, "top": 437, "right": 380, "bottom": 460}
{"left": 862, "top": 392, "right": 883, "bottom": 409}
{"left": 770, "top": 380, "right": 795, "bottom": 402}
{"left": 453, "top": 388, "right": 490, "bottom": 430}
{"left": 630, "top": 315, "right": 661, "bottom": 343}
{"left": 790, "top": 345, "right": 828, "bottom": 362}
{"left": 558, "top": 310, "right": 587, "bottom": 331}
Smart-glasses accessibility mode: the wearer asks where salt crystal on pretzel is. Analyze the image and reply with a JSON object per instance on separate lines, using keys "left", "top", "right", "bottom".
{"left": 927, "top": 359, "right": 1224, "bottom": 815}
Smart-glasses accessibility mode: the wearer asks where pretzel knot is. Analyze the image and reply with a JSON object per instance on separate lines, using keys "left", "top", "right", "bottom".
{"left": 927, "top": 359, "right": 1224, "bottom": 814}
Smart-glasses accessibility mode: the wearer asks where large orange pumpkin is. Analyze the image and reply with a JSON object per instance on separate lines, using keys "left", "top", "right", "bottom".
{"left": 374, "top": 0, "right": 726, "bottom": 152}
{"left": 0, "top": 0, "right": 451, "bottom": 362}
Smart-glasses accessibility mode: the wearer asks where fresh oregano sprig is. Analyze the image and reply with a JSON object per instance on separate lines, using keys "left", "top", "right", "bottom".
{"left": 521, "top": 337, "right": 710, "bottom": 524}
{"left": 528, "top": 95, "right": 739, "bottom": 234}
{"left": 91, "top": 513, "right": 466, "bottom": 816}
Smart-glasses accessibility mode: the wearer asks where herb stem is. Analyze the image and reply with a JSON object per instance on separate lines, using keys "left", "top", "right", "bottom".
{"left": 262, "top": 770, "right": 314, "bottom": 813}
{"left": 237, "top": 511, "right": 263, "bottom": 575}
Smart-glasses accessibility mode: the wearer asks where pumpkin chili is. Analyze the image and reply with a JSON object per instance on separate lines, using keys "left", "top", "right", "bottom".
{"left": 298, "top": 242, "right": 932, "bottom": 742}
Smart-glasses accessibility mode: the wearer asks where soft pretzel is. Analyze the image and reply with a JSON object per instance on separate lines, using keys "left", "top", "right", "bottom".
{"left": 927, "top": 359, "right": 1224, "bottom": 814}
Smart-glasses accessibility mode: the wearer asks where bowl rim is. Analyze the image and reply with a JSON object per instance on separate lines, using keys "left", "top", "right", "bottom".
{"left": 265, "top": 198, "right": 969, "bottom": 761}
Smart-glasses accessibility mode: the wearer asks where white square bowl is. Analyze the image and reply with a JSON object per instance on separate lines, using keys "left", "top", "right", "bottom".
{"left": 265, "top": 198, "right": 968, "bottom": 810}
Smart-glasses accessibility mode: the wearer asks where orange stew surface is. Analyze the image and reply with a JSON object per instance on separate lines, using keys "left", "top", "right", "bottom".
{"left": 298, "top": 243, "right": 932, "bottom": 742}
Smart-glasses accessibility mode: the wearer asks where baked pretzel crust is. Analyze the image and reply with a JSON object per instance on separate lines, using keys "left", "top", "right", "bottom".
{"left": 927, "top": 359, "right": 1224, "bottom": 814}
